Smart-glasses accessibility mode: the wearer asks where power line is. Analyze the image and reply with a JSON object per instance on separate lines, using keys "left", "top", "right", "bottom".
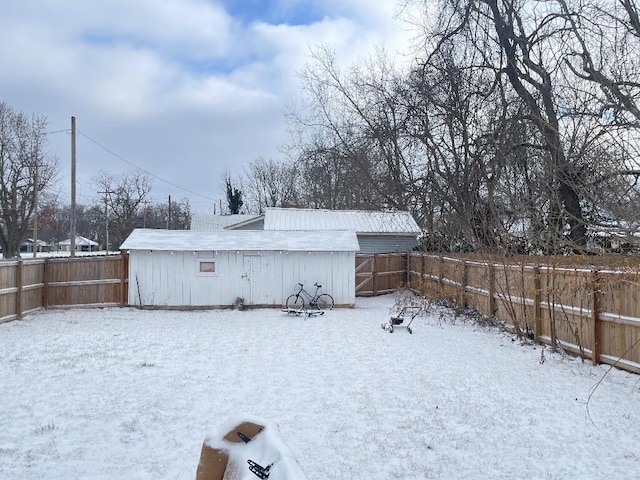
{"left": 76, "top": 129, "right": 217, "bottom": 202}
{"left": 46, "top": 128, "right": 71, "bottom": 135}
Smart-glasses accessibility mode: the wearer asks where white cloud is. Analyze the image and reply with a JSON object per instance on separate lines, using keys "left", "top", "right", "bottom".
{"left": 0, "top": 0, "right": 420, "bottom": 212}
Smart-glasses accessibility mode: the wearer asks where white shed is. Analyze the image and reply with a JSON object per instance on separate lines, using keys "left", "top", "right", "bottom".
{"left": 120, "top": 228, "right": 359, "bottom": 308}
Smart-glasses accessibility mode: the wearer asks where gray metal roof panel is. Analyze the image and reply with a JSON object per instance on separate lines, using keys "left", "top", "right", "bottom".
{"left": 264, "top": 208, "right": 420, "bottom": 234}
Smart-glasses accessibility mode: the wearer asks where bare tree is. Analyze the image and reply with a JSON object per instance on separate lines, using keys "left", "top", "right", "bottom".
{"left": 134, "top": 199, "right": 189, "bottom": 230}
{"left": 285, "top": 0, "right": 640, "bottom": 253}
{"left": 42, "top": 203, "right": 103, "bottom": 245}
{"left": 93, "top": 171, "right": 152, "bottom": 249}
{"left": 294, "top": 45, "right": 414, "bottom": 210}
{"left": 403, "top": 43, "right": 509, "bottom": 251}
{"left": 0, "top": 102, "right": 57, "bottom": 258}
{"left": 559, "top": 0, "right": 640, "bottom": 124}
{"left": 295, "top": 132, "right": 389, "bottom": 210}
{"left": 243, "top": 157, "right": 300, "bottom": 213}
{"left": 408, "top": 0, "right": 615, "bottom": 251}
{"left": 166, "top": 198, "right": 191, "bottom": 230}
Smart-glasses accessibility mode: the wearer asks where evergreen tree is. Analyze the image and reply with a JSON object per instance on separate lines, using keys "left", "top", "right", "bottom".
{"left": 225, "top": 177, "right": 243, "bottom": 214}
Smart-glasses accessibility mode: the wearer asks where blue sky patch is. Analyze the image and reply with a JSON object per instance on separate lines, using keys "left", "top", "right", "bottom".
{"left": 218, "top": 0, "right": 326, "bottom": 26}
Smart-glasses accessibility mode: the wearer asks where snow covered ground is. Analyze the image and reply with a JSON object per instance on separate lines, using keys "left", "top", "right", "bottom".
{"left": 1, "top": 295, "right": 639, "bottom": 479}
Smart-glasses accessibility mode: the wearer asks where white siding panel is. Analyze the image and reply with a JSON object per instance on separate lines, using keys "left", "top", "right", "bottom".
{"left": 127, "top": 253, "right": 140, "bottom": 306}
{"left": 244, "top": 252, "right": 284, "bottom": 306}
{"left": 190, "top": 253, "right": 209, "bottom": 306}
{"left": 279, "top": 251, "right": 354, "bottom": 306}
{"left": 151, "top": 253, "right": 165, "bottom": 305}
{"left": 189, "top": 251, "right": 240, "bottom": 306}
{"left": 128, "top": 249, "right": 356, "bottom": 308}
{"left": 129, "top": 251, "right": 156, "bottom": 306}
{"left": 160, "top": 252, "right": 176, "bottom": 305}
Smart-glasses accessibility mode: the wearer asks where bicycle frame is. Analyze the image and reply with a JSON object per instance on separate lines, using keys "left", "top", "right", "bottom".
{"left": 294, "top": 283, "right": 321, "bottom": 304}
{"left": 286, "top": 282, "right": 333, "bottom": 311}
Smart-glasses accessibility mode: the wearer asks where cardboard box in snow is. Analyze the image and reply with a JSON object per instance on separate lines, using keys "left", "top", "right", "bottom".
{"left": 195, "top": 415, "right": 308, "bottom": 480}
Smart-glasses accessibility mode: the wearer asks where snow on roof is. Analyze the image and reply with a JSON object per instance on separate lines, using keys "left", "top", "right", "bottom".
{"left": 59, "top": 235, "right": 99, "bottom": 246}
{"left": 22, "top": 238, "right": 48, "bottom": 246}
{"left": 263, "top": 208, "right": 421, "bottom": 235}
{"left": 190, "top": 214, "right": 262, "bottom": 231}
{"left": 120, "top": 228, "right": 360, "bottom": 252}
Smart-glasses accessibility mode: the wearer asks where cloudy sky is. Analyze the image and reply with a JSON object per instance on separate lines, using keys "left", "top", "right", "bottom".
{"left": 0, "top": 1, "right": 418, "bottom": 213}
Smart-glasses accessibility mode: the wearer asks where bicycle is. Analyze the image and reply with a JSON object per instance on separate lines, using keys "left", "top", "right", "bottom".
{"left": 285, "top": 283, "right": 334, "bottom": 310}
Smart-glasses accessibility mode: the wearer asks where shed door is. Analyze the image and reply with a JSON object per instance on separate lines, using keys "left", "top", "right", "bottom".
{"left": 242, "top": 253, "right": 257, "bottom": 303}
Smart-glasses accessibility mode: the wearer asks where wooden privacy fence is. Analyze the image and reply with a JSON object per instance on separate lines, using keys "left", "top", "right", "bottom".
{"left": 0, "top": 255, "right": 128, "bottom": 323}
{"left": 355, "top": 253, "right": 408, "bottom": 296}
{"left": 407, "top": 253, "right": 640, "bottom": 375}
{"left": 3, "top": 252, "right": 639, "bottom": 374}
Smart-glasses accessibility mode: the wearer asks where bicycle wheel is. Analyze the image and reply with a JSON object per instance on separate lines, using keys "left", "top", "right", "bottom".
{"left": 286, "top": 294, "right": 305, "bottom": 310}
{"left": 314, "top": 294, "right": 334, "bottom": 310}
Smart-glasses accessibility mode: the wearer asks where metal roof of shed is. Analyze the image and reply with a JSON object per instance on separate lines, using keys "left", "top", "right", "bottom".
{"left": 263, "top": 208, "right": 421, "bottom": 235}
{"left": 120, "top": 228, "right": 359, "bottom": 252}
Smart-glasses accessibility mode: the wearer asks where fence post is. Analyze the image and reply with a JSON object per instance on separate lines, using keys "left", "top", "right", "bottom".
{"left": 488, "top": 263, "right": 496, "bottom": 317}
{"left": 43, "top": 258, "right": 49, "bottom": 308}
{"left": 120, "top": 254, "right": 127, "bottom": 307}
{"left": 16, "top": 260, "right": 23, "bottom": 319}
{"left": 549, "top": 266, "right": 557, "bottom": 350}
{"left": 533, "top": 266, "right": 542, "bottom": 344}
{"left": 404, "top": 252, "right": 411, "bottom": 289}
{"left": 438, "top": 255, "right": 444, "bottom": 297}
{"left": 592, "top": 270, "right": 601, "bottom": 366}
{"left": 459, "top": 261, "right": 468, "bottom": 307}
{"left": 372, "top": 254, "right": 378, "bottom": 296}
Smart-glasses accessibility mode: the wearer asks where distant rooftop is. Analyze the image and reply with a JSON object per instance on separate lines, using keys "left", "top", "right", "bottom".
{"left": 263, "top": 208, "right": 420, "bottom": 235}
{"left": 59, "top": 235, "right": 99, "bottom": 246}
{"left": 190, "top": 214, "right": 261, "bottom": 231}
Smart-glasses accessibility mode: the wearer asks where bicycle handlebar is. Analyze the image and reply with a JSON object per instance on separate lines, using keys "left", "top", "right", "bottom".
{"left": 295, "top": 282, "right": 322, "bottom": 291}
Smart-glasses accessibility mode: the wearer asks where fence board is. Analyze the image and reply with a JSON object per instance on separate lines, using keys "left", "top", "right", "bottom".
{"left": 0, "top": 255, "right": 127, "bottom": 321}
{"left": 356, "top": 253, "right": 407, "bottom": 296}
{"left": 407, "top": 253, "right": 640, "bottom": 374}
{"left": 0, "top": 261, "right": 19, "bottom": 322}
{"left": 355, "top": 255, "right": 374, "bottom": 295}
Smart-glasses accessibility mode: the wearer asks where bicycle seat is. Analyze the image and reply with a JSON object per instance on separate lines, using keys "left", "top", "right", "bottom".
{"left": 315, "top": 283, "right": 322, "bottom": 288}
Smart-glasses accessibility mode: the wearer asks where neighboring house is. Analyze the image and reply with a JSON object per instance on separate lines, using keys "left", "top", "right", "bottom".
{"left": 120, "top": 228, "right": 359, "bottom": 308}
{"left": 190, "top": 214, "right": 263, "bottom": 231}
{"left": 587, "top": 217, "right": 640, "bottom": 254}
{"left": 20, "top": 238, "right": 50, "bottom": 253}
{"left": 58, "top": 235, "right": 100, "bottom": 252}
{"left": 225, "top": 208, "right": 421, "bottom": 254}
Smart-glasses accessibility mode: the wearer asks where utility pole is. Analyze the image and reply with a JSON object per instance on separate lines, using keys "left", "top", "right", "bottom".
{"left": 142, "top": 200, "right": 150, "bottom": 228}
{"left": 167, "top": 195, "right": 171, "bottom": 229}
{"left": 70, "top": 116, "right": 77, "bottom": 257}
{"left": 32, "top": 162, "right": 38, "bottom": 259}
{"left": 98, "top": 190, "right": 114, "bottom": 255}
